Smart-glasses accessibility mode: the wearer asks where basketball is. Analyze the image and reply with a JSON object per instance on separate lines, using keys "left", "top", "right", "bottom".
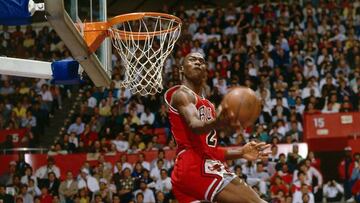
{"left": 221, "top": 87, "right": 262, "bottom": 128}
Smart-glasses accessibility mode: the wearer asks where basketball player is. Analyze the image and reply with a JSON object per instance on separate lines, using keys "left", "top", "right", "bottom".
{"left": 164, "top": 52, "right": 268, "bottom": 203}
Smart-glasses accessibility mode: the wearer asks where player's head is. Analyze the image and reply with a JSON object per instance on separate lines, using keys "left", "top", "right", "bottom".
{"left": 181, "top": 52, "right": 207, "bottom": 85}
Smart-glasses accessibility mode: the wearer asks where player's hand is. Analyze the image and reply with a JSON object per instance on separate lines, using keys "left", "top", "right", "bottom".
{"left": 215, "top": 104, "right": 241, "bottom": 129}
{"left": 241, "top": 141, "right": 271, "bottom": 161}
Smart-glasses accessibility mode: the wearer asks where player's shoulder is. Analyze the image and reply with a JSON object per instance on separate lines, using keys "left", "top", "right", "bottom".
{"left": 167, "top": 85, "right": 196, "bottom": 109}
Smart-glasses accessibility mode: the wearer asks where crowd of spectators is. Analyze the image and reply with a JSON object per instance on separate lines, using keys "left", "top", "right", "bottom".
{"left": 1, "top": 0, "right": 360, "bottom": 202}
{"left": 0, "top": 23, "right": 69, "bottom": 149}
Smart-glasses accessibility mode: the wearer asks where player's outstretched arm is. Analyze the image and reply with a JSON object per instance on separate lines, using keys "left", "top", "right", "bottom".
{"left": 223, "top": 141, "right": 271, "bottom": 161}
{"left": 171, "top": 88, "right": 223, "bottom": 135}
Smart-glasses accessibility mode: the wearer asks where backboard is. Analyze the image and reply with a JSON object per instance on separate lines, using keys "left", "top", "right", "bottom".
{"left": 45, "top": 0, "right": 112, "bottom": 87}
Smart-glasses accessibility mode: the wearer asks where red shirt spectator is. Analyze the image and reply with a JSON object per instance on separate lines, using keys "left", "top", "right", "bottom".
{"left": 80, "top": 125, "right": 99, "bottom": 147}
{"left": 338, "top": 147, "right": 355, "bottom": 181}
{"left": 39, "top": 188, "right": 53, "bottom": 203}
{"left": 352, "top": 180, "right": 360, "bottom": 196}
{"left": 251, "top": 5, "right": 261, "bottom": 16}
{"left": 270, "top": 176, "right": 289, "bottom": 197}
{"left": 272, "top": 164, "right": 293, "bottom": 185}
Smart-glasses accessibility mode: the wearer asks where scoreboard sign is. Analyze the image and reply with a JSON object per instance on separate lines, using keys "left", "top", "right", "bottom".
{"left": 304, "top": 112, "right": 360, "bottom": 139}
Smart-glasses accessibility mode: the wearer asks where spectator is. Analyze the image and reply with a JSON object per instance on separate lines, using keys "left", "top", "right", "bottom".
{"left": 133, "top": 179, "right": 155, "bottom": 203}
{"left": 20, "top": 166, "right": 37, "bottom": 186}
{"left": 131, "top": 162, "right": 144, "bottom": 179}
{"left": 27, "top": 179, "right": 41, "bottom": 197}
{"left": 44, "top": 172, "right": 60, "bottom": 196}
{"left": 78, "top": 168, "right": 100, "bottom": 197}
{"left": 192, "top": 27, "right": 208, "bottom": 45}
{"left": 253, "top": 162, "right": 270, "bottom": 195}
{"left": 35, "top": 157, "right": 60, "bottom": 181}
{"left": 151, "top": 149, "right": 172, "bottom": 170}
{"left": 286, "top": 121, "right": 303, "bottom": 142}
{"left": 13, "top": 102, "right": 27, "bottom": 119}
{"left": 59, "top": 171, "right": 78, "bottom": 203}
{"left": 118, "top": 168, "right": 135, "bottom": 202}
{"left": 323, "top": 180, "right": 344, "bottom": 202}
{"left": 39, "top": 84, "right": 53, "bottom": 117}
{"left": 39, "top": 186, "right": 53, "bottom": 203}
{"left": 150, "top": 159, "right": 165, "bottom": 181}
{"left": 17, "top": 184, "right": 32, "bottom": 203}
{"left": 118, "top": 155, "right": 133, "bottom": 172}
{"left": 292, "top": 184, "right": 315, "bottom": 203}
{"left": 338, "top": 146, "right": 355, "bottom": 201}
{"left": 0, "top": 185, "right": 14, "bottom": 202}
{"left": 112, "top": 132, "right": 129, "bottom": 152}
{"left": 61, "top": 134, "right": 76, "bottom": 153}
{"left": 155, "top": 191, "right": 166, "bottom": 203}
{"left": 137, "top": 153, "right": 150, "bottom": 171}
{"left": 0, "top": 161, "right": 17, "bottom": 186}
{"left": 67, "top": 117, "right": 85, "bottom": 135}
{"left": 153, "top": 169, "right": 172, "bottom": 197}
{"left": 140, "top": 108, "right": 155, "bottom": 126}
{"left": 99, "top": 178, "right": 113, "bottom": 202}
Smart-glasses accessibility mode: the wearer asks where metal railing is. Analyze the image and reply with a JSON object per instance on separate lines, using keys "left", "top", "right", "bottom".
{"left": 1, "top": 147, "right": 49, "bottom": 154}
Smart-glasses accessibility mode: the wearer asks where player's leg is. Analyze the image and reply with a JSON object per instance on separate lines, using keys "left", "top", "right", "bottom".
{"left": 215, "top": 177, "right": 267, "bottom": 203}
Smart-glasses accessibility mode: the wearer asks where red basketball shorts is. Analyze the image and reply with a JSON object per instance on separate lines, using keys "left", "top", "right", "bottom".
{"left": 171, "top": 149, "right": 237, "bottom": 203}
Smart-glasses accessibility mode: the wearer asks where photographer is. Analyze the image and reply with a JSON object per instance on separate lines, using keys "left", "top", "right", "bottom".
{"left": 323, "top": 180, "right": 344, "bottom": 202}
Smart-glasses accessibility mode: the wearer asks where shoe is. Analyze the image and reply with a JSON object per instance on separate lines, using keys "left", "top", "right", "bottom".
{"left": 346, "top": 197, "right": 355, "bottom": 202}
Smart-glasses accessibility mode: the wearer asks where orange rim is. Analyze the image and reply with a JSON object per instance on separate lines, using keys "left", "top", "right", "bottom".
{"left": 108, "top": 12, "right": 182, "bottom": 40}
{"left": 82, "top": 12, "right": 182, "bottom": 51}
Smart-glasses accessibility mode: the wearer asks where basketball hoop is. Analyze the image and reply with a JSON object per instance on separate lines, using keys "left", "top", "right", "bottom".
{"left": 83, "top": 12, "right": 182, "bottom": 95}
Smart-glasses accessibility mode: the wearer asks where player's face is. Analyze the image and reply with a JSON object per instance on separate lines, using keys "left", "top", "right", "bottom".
{"left": 182, "top": 53, "right": 207, "bottom": 82}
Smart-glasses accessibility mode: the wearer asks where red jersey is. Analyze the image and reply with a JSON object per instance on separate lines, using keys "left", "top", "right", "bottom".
{"left": 164, "top": 85, "right": 225, "bottom": 162}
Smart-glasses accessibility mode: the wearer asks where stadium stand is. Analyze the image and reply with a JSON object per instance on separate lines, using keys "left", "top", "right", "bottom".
{"left": 1, "top": 1, "right": 360, "bottom": 202}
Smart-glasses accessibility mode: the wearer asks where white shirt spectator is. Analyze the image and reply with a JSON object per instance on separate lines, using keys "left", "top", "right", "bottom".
{"left": 113, "top": 162, "right": 133, "bottom": 174}
{"left": 35, "top": 165, "right": 61, "bottom": 179}
{"left": 193, "top": 32, "right": 208, "bottom": 44}
{"left": 40, "top": 90, "right": 53, "bottom": 102}
{"left": 317, "top": 55, "right": 333, "bottom": 66}
{"left": 69, "top": 135, "right": 78, "bottom": 148}
{"left": 242, "top": 164, "right": 257, "bottom": 178}
{"left": 112, "top": 140, "right": 129, "bottom": 152}
{"left": 133, "top": 188, "right": 155, "bottom": 203}
{"left": 295, "top": 103, "right": 305, "bottom": 114}
{"left": 329, "top": 33, "right": 347, "bottom": 42}
{"left": 323, "top": 181, "right": 344, "bottom": 199}
{"left": 207, "top": 33, "right": 221, "bottom": 41}
{"left": 139, "top": 161, "right": 151, "bottom": 171}
{"left": 303, "top": 63, "right": 319, "bottom": 79}
{"left": 78, "top": 175, "right": 99, "bottom": 193}
{"left": 307, "top": 166, "right": 323, "bottom": 186}
{"left": 140, "top": 112, "right": 155, "bottom": 125}
{"left": 270, "top": 98, "right": 289, "bottom": 109}
{"left": 259, "top": 58, "right": 274, "bottom": 68}
{"left": 216, "top": 79, "right": 228, "bottom": 95}
{"left": 292, "top": 191, "right": 315, "bottom": 203}
{"left": 319, "top": 77, "right": 336, "bottom": 90}
{"left": 117, "top": 88, "right": 132, "bottom": 102}
{"left": 21, "top": 116, "right": 36, "bottom": 127}
{"left": 154, "top": 177, "right": 172, "bottom": 194}
{"left": 87, "top": 96, "right": 97, "bottom": 108}
{"left": 150, "top": 166, "right": 163, "bottom": 181}
{"left": 188, "top": 22, "right": 198, "bottom": 36}
{"left": 224, "top": 25, "right": 238, "bottom": 36}
{"left": 21, "top": 175, "right": 37, "bottom": 186}
{"left": 301, "top": 86, "right": 321, "bottom": 99}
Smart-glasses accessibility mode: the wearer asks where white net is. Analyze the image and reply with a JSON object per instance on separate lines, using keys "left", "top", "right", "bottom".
{"left": 109, "top": 14, "right": 181, "bottom": 95}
